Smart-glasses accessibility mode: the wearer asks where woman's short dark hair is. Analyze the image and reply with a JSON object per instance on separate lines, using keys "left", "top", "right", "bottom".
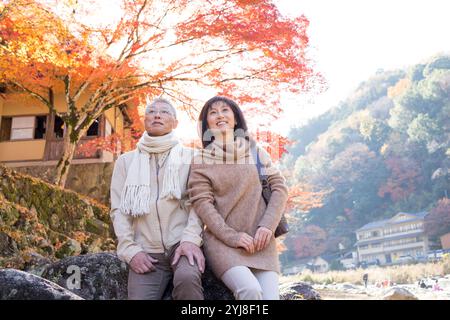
{"left": 198, "top": 96, "right": 249, "bottom": 148}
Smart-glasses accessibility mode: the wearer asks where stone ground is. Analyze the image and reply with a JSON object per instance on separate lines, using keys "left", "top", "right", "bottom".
{"left": 315, "top": 287, "right": 375, "bottom": 300}
{"left": 313, "top": 279, "right": 450, "bottom": 300}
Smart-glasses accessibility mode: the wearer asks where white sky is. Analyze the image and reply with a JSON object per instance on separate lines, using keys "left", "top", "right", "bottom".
{"left": 269, "top": 0, "right": 450, "bottom": 135}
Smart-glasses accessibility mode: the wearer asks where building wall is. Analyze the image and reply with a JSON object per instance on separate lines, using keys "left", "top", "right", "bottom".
{"left": 356, "top": 228, "right": 383, "bottom": 241}
{"left": 1, "top": 95, "right": 49, "bottom": 116}
{"left": 104, "top": 107, "right": 124, "bottom": 135}
{"left": 1, "top": 92, "right": 125, "bottom": 130}
{"left": 0, "top": 95, "right": 48, "bottom": 160}
{"left": 0, "top": 140, "right": 46, "bottom": 161}
{"left": 0, "top": 92, "right": 125, "bottom": 163}
{"left": 356, "top": 219, "right": 429, "bottom": 265}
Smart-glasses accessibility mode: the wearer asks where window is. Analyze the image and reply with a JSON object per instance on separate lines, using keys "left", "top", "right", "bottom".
{"left": 105, "top": 119, "right": 112, "bottom": 136}
{"left": 1, "top": 116, "right": 47, "bottom": 141}
{"left": 11, "top": 116, "right": 34, "bottom": 140}
{"left": 34, "top": 116, "right": 46, "bottom": 139}
{"left": 51, "top": 115, "right": 101, "bottom": 138}
{"left": 54, "top": 116, "right": 65, "bottom": 138}
{"left": 86, "top": 118, "right": 99, "bottom": 137}
{"left": 0, "top": 117, "right": 12, "bottom": 141}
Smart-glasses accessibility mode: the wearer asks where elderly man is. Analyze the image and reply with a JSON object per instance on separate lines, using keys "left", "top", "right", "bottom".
{"left": 110, "top": 97, "right": 204, "bottom": 300}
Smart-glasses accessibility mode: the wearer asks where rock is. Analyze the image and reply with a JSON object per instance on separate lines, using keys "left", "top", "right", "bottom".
{"left": 85, "top": 217, "right": 110, "bottom": 238}
{"left": 0, "top": 170, "right": 115, "bottom": 270}
{"left": 55, "top": 239, "right": 82, "bottom": 259}
{"left": 42, "top": 252, "right": 128, "bottom": 300}
{"left": 0, "top": 232, "right": 18, "bottom": 256}
{"left": 39, "top": 252, "right": 320, "bottom": 300}
{"left": 279, "top": 281, "right": 321, "bottom": 300}
{"left": 381, "top": 287, "right": 418, "bottom": 300}
{"left": 202, "top": 267, "right": 234, "bottom": 300}
{"left": 340, "top": 283, "right": 359, "bottom": 290}
{"left": 23, "top": 252, "right": 53, "bottom": 277}
{"left": 0, "top": 268, "right": 83, "bottom": 300}
{"left": 49, "top": 214, "right": 60, "bottom": 229}
{"left": 40, "top": 252, "right": 234, "bottom": 300}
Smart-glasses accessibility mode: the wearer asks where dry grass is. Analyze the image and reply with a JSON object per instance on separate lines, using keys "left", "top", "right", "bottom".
{"left": 281, "top": 254, "right": 450, "bottom": 285}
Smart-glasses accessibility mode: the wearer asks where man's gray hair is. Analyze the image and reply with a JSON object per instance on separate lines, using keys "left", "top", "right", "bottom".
{"left": 145, "top": 97, "right": 177, "bottom": 118}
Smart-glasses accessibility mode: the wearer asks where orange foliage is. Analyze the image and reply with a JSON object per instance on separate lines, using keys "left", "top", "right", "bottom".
{"left": 0, "top": 0, "right": 321, "bottom": 186}
{"left": 387, "top": 78, "right": 410, "bottom": 99}
{"left": 378, "top": 157, "right": 421, "bottom": 202}
{"left": 425, "top": 198, "right": 450, "bottom": 239}
{"left": 292, "top": 225, "right": 327, "bottom": 258}
{"left": 286, "top": 184, "right": 325, "bottom": 213}
{"left": 1, "top": 0, "right": 319, "bottom": 112}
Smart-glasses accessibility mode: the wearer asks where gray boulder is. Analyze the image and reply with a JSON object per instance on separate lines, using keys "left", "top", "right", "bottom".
{"left": 41, "top": 252, "right": 128, "bottom": 300}
{"left": 381, "top": 287, "right": 418, "bottom": 300}
{"left": 0, "top": 268, "right": 83, "bottom": 300}
{"left": 280, "top": 281, "right": 321, "bottom": 300}
{"left": 202, "top": 266, "right": 234, "bottom": 300}
{"left": 32, "top": 252, "right": 317, "bottom": 300}
{"left": 40, "top": 252, "right": 234, "bottom": 300}
{"left": 23, "top": 252, "right": 53, "bottom": 277}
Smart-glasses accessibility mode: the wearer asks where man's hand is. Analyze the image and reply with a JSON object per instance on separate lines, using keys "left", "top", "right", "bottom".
{"left": 172, "top": 242, "right": 205, "bottom": 273}
{"left": 129, "top": 252, "right": 158, "bottom": 274}
{"left": 236, "top": 232, "right": 255, "bottom": 254}
{"left": 254, "top": 227, "right": 273, "bottom": 251}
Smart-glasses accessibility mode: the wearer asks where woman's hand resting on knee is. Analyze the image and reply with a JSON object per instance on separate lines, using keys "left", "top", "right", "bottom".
{"left": 236, "top": 232, "right": 255, "bottom": 254}
{"left": 254, "top": 227, "right": 272, "bottom": 251}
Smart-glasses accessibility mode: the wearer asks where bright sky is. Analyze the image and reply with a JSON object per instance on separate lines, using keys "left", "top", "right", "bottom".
{"left": 270, "top": 0, "right": 450, "bottom": 135}
{"left": 174, "top": 0, "right": 450, "bottom": 139}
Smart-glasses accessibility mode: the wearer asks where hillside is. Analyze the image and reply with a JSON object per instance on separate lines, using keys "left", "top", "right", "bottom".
{"left": 281, "top": 54, "right": 450, "bottom": 264}
{"left": 0, "top": 165, "right": 115, "bottom": 270}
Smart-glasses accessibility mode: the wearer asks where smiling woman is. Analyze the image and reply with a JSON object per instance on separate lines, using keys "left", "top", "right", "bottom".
{"left": 188, "top": 96, "right": 289, "bottom": 300}
{"left": 197, "top": 96, "right": 248, "bottom": 148}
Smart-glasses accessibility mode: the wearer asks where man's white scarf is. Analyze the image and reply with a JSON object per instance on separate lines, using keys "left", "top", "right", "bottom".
{"left": 119, "top": 131, "right": 183, "bottom": 217}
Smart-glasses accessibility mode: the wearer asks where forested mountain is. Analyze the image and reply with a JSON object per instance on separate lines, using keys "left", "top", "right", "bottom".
{"left": 281, "top": 55, "right": 450, "bottom": 265}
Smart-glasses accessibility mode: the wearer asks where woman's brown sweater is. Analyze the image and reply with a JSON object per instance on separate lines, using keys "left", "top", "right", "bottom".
{"left": 187, "top": 145, "right": 288, "bottom": 278}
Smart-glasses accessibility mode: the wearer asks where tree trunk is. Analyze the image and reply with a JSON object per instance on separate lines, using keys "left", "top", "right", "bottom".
{"left": 54, "top": 129, "right": 78, "bottom": 188}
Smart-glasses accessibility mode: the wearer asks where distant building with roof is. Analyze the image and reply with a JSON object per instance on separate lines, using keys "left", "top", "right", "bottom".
{"left": 355, "top": 212, "right": 429, "bottom": 265}
{"left": 282, "top": 256, "right": 330, "bottom": 275}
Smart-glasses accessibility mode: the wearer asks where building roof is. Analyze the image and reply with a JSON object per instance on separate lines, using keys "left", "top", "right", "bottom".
{"left": 356, "top": 219, "right": 390, "bottom": 231}
{"left": 290, "top": 256, "right": 330, "bottom": 267}
{"left": 309, "top": 256, "right": 329, "bottom": 266}
{"left": 356, "top": 212, "right": 428, "bottom": 232}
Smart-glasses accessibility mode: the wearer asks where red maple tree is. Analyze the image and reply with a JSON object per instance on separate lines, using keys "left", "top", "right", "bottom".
{"left": 0, "top": 0, "right": 321, "bottom": 187}
{"left": 378, "top": 156, "right": 422, "bottom": 202}
{"left": 425, "top": 198, "right": 450, "bottom": 242}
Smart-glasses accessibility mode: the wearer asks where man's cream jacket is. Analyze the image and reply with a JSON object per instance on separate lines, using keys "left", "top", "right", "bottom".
{"left": 110, "top": 146, "right": 203, "bottom": 263}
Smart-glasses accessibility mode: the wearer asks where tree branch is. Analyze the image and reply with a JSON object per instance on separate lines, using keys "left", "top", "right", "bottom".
{"left": 10, "top": 81, "right": 54, "bottom": 112}
{"left": 63, "top": 75, "right": 76, "bottom": 115}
